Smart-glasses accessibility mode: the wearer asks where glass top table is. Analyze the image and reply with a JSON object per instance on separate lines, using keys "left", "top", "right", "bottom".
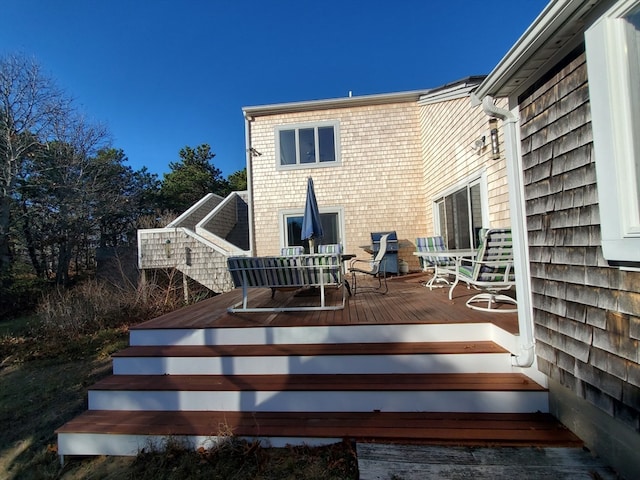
{"left": 413, "top": 249, "right": 477, "bottom": 299}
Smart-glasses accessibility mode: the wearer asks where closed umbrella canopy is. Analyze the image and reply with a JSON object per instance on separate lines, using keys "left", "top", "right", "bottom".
{"left": 301, "top": 177, "right": 323, "bottom": 251}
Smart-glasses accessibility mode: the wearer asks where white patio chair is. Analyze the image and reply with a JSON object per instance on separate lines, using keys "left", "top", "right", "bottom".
{"left": 453, "top": 228, "right": 517, "bottom": 312}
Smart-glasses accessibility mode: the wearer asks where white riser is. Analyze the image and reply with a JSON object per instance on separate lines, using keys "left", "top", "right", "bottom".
{"left": 88, "top": 390, "right": 549, "bottom": 414}
{"left": 57, "top": 433, "right": 333, "bottom": 459}
{"left": 129, "top": 323, "right": 494, "bottom": 347}
{"left": 112, "top": 353, "right": 513, "bottom": 375}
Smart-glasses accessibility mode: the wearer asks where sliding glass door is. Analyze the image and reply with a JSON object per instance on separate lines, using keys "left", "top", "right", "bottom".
{"left": 435, "top": 179, "right": 484, "bottom": 249}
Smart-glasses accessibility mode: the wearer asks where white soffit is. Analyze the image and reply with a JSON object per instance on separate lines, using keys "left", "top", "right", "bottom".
{"left": 474, "top": 0, "right": 607, "bottom": 99}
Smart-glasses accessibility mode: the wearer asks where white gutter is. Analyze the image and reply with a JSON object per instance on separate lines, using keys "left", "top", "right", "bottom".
{"left": 471, "top": 94, "right": 535, "bottom": 367}
{"left": 242, "top": 77, "right": 484, "bottom": 117}
{"left": 244, "top": 113, "right": 255, "bottom": 256}
{"left": 243, "top": 89, "right": 432, "bottom": 117}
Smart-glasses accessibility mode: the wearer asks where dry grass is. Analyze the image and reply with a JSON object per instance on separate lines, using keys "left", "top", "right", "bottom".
{"left": 0, "top": 276, "right": 359, "bottom": 479}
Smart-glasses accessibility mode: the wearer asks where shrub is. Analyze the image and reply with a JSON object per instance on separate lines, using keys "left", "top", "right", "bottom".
{"left": 0, "top": 274, "right": 51, "bottom": 319}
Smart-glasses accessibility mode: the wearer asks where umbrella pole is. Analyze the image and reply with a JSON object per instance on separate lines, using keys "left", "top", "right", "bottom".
{"left": 308, "top": 238, "right": 315, "bottom": 254}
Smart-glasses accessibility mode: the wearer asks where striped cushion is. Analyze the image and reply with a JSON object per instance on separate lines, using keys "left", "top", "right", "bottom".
{"left": 227, "top": 254, "right": 341, "bottom": 288}
{"left": 281, "top": 246, "right": 304, "bottom": 256}
{"left": 318, "top": 244, "right": 342, "bottom": 254}
{"left": 303, "top": 254, "right": 340, "bottom": 285}
{"left": 265, "top": 257, "right": 302, "bottom": 286}
{"left": 458, "top": 229, "right": 515, "bottom": 282}
{"left": 415, "top": 236, "right": 455, "bottom": 268}
{"left": 228, "top": 257, "right": 268, "bottom": 288}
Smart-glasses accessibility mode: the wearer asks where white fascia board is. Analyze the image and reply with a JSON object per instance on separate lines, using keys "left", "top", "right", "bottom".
{"left": 243, "top": 77, "right": 488, "bottom": 117}
{"left": 417, "top": 84, "right": 478, "bottom": 106}
{"left": 242, "top": 90, "right": 432, "bottom": 118}
{"left": 474, "top": 0, "right": 603, "bottom": 99}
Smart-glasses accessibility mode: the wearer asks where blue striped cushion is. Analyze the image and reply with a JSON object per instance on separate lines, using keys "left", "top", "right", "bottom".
{"left": 228, "top": 257, "right": 268, "bottom": 287}
{"left": 281, "top": 246, "right": 304, "bottom": 256}
{"left": 416, "top": 236, "right": 455, "bottom": 267}
{"left": 318, "top": 244, "right": 342, "bottom": 254}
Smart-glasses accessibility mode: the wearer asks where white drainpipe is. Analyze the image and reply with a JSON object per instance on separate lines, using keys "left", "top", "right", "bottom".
{"left": 244, "top": 114, "right": 255, "bottom": 256}
{"left": 472, "top": 94, "right": 535, "bottom": 367}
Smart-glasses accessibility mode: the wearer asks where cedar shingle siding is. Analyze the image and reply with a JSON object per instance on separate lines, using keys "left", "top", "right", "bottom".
{"left": 521, "top": 51, "right": 640, "bottom": 431}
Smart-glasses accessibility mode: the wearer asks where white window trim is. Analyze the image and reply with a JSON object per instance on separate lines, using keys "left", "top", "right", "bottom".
{"left": 586, "top": 0, "right": 640, "bottom": 266}
{"left": 275, "top": 120, "right": 341, "bottom": 170}
{"left": 278, "top": 207, "right": 345, "bottom": 249}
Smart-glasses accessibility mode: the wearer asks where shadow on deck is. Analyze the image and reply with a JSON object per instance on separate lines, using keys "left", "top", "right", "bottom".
{"left": 132, "top": 272, "right": 519, "bottom": 334}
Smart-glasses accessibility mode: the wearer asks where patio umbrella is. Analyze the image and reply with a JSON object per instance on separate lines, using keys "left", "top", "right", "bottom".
{"left": 301, "top": 177, "right": 323, "bottom": 253}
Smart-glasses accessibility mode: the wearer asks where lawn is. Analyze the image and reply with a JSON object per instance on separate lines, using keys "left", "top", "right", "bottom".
{"left": 0, "top": 315, "right": 358, "bottom": 479}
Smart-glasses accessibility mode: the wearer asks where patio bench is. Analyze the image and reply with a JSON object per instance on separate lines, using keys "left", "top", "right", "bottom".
{"left": 227, "top": 254, "right": 345, "bottom": 312}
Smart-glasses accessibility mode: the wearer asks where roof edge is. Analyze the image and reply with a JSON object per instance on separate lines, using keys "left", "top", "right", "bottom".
{"left": 242, "top": 76, "right": 486, "bottom": 117}
{"left": 474, "top": 0, "right": 594, "bottom": 99}
{"left": 418, "top": 75, "right": 487, "bottom": 105}
{"left": 243, "top": 90, "right": 431, "bottom": 117}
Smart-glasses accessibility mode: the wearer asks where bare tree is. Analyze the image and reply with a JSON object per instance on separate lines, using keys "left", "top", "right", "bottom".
{"left": 28, "top": 113, "right": 110, "bottom": 284}
{"left": 0, "top": 53, "right": 71, "bottom": 284}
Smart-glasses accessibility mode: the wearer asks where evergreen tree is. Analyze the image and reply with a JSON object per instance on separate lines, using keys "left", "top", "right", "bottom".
{"left": 159, "top": 144, "right": 229, "bottom": 213}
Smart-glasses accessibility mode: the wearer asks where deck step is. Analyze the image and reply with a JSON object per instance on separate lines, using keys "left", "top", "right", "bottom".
{"left": 114, "top": 341, "right": 508, "bottom": 357}
{"left": 127, "top": 322, "right": 502, "bottom": 347}
{"left": 87, "top": 373, "right": 548, "bottom": 414}
{"left": 56, "top": 410, "right": 581, "bottom": 457}
{"left": 111, "top": 341, "right": 512, "bottom": 375}
{"left": 92, "top": 372, "right": 543, "bottom": 392}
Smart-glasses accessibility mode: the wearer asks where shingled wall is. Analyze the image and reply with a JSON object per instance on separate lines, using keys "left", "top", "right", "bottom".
{"left": 519, "top": 49, "right": 640, "bottom": 438}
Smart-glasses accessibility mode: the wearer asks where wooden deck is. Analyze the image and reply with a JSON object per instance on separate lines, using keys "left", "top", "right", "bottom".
{"left": 58, "top": 272, "right": 581, "bottom": 459}
{"left": 132, "top": 273, "right": 519, "bottom": 334}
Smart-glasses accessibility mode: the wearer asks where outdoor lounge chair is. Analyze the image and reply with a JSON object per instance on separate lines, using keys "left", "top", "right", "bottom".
{"left": 415, "top": 236, "right": 457, "bottom": 289}
{"left": 227, "top": 253, "right": 345, "bottom": 312}
{"left": 348, "top": 233, "right": 389, "bottom": 295}
{"left": 451, "top": 228, "right": 517, "bottom": 312}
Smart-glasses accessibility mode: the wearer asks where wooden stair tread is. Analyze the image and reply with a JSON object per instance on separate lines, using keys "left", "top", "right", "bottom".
{"left": 91, "top": 373, "right": 545, "bottom": 392}
{"left": 113, "top": 341, "right": 509, "bottom": 358}
{"left": 56, "top": 410, "right": 581, "bottom": 447}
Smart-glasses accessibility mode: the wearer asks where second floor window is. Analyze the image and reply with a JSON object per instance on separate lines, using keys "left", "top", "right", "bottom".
{"left": 276, "top": 121, "right": 339, "bottom": 168}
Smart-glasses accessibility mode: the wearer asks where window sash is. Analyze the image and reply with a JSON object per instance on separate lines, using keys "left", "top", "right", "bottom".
{"left": 276, "top": 122, "right": 338, "bottom": 168}
{"left": 435, "top": 180, "right": 484, "bottom": 249}
{"left": 283, "top": 212, "right": 341, "bottom": 250}
{"left": 586, "top": 1, "right": 640, "bottom": 266}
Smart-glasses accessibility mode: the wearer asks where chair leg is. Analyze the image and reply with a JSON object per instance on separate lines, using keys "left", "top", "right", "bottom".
{"left": 466, "top": 293, "right": 517, "bottom": 313}
{"left": 350, "top": 271, "right": 387, "bottom": 295}
{"left": 424, "top": 266, "right": 451, "bottom": 290}
{"left": 379, "top": 271, "right": 388, "bottom": 294}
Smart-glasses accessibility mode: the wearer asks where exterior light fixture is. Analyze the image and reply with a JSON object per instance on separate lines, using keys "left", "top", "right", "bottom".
{"left": 489, "top": 119, "right": 500, "bottom": 159}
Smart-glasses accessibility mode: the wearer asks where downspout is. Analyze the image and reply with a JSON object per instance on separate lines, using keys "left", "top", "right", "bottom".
{"left": 244, "top": 113, "right": 255, "bottom": 256}
{"left": 471, "top": 94, "right": 535, "bottom": 367}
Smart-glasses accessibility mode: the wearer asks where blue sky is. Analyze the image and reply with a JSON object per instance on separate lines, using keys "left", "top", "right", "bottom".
{"left": 1, "top": 1, "right": 548, "bottom": 179}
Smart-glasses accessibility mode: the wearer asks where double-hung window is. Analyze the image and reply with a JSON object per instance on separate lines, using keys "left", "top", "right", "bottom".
{"left": 434, "top": 177, "right": 486, "bottom": 250}
{"left": 276, "top": 121, "right": 339, "bottom": 169}
{"left": 586, "top": 1, "right": 640, "bottom": 266}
